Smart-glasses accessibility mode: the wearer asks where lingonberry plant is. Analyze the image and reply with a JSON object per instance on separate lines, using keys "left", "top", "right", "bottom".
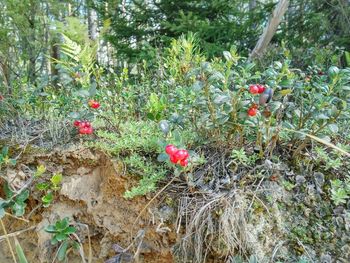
{"left": 88, "top": 99, "right": 100, "bottom": 109}
{"left": 165, "top": 145, "right": 189, "bottom": 167}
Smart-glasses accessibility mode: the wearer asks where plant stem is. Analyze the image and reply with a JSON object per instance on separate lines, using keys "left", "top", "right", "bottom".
{"left": 0, "top": 219, "right": 18, "bottom": 263}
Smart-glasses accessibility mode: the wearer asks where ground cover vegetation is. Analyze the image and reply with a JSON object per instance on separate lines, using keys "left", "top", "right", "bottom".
{"left": 0, "top": 0, "right": 350, "bottom": 262}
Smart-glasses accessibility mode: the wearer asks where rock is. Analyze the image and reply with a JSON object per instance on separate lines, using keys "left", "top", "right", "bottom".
{"left": 320, "top": 253, "right": 332, "bottom": 263}
{"left": 157, "top": 205, "right": 175, "bottom": 222}
{"left": 314, "top": 172, "right": 325, "bottom": 193}
{"left": 60, "top": 167, "right": 102, "bottom": 202}
{"left": 76, "top": 166, "right": 92, "bottom": 175}
{"left": 333, "top": 206, "right": 345, "bottom": 215}
{"left": 295, "top": 175, "right": 306, "bottom": 185}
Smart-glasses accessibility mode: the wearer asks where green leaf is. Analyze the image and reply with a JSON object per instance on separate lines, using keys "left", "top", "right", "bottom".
{"left": 2, "top": 146, "right": 9, "bottom": 156}
{"left": 89, "top": 82, "right": 97, "bottom": 96}
{"left": 36, "top": 183, "right": 50, "bottom": 191}
{"left": 34, "top": 165, "right": 46, "bottom": 177}
{"left": 279, "top": 89, "right": 292, "bottom": 96}
{"left": 279, "top": 79, "right": 292, "bottom": 87}
{"left": 192, "top": 81, "right": 204, "bottom": 91}
{"left": 51, "top": 237, "right": 59, "bottom": 246}
{"left": 213, "top": 95, "right": 230, "bottom": 105}
{"left": 54, "top": 233, "right": 68, "bottom": 242}
{"left": 159, "top": 120, "right": 170, "bottom": 134}
{"left": 13, "top": 202, "right": 25, "bottom": 217}
{"left": 0, "top": 207, "right": 5, "bottom": 218}
{"left": 55, "top": 218, "right": 69, "bottom": 231}
{"left": 71, "top": 241, "right": 80, "bottom": 250}
{"left": 157, "top": 153, "right": 169, "bottom": 162}
{"left": 45, "top": 225, "right": 57, "bottom": 233}
{"left": 42, "top": 192, "right": 53, "bottom": 207}
{"left": 68, "top": 112, "right": 80, "bottom": 119}
{"left": 223, "top": 51, "right": 232, "bottom": 61}
{"left": 63, "top": 226, "right": 76, "bottom": 235}
{"left": 15, "top": 238, "right": 29, "bottom": 263}
{"left": 57, "top": 240, "right": 69, "bottom": 261}
{"left": 16, "top": 190, "right": 29, "bottom": 203}
{"left": 4, "top": 183, "right": 14, "bottom": 199}
{"left": 76, "top": 89, "right": 90, "bottom": 97}
{"left": 208, "top": 71, "right": 225, "bottom": 82}
{"left": 328, "top": 124, "right": 339, "bottom": 133}
{"left": 50, "top": 173, "right": 63, "bottom": 186}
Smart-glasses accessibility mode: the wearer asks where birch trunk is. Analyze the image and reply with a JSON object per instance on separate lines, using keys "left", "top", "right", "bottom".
{"left": 249, "top": 0, "right": 289, "bottom": 59}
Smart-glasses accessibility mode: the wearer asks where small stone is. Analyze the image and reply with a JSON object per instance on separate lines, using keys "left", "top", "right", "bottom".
{"left": 314, "top": 172, "right": 325, "bottom": 193}
{"left": 320, "top": 253, "right": 332, "bottom": 263}
{"left": 335, "top": 216, "right": 344, "bottom": 227}
{"left": 296, "top": 175, "right": 306, "bottom": 185}
{"left": 333, "top": 206, "right": 345, "bottom": 215}
{"left": 314, "top": 172, "right": 325, "bottom": 186}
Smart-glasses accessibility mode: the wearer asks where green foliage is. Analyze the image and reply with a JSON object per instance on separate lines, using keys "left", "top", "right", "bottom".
{"left": 15, "top": 238, "right": 29, "bottom": 263}
{"left": 36, "top": 172, "right": 63, "bottom": 207}
{"left": 230, "top": 148, "right": 258, "bottom": 166}
{"left": 0, "top": 146, "right": 16, "bottom": 169}
{"left": 45, "top": 217, "right": 79, "bottom": 261}
{"left": 90, "top": 121, "right": 167, "bottom": 198}
{"left": 53, "top": 33, "right": 99, "bottom": 88}
{"left": 1, "top": 185, "right": 29, "bottom": 217}
{"left": 314, "top": 147, "right": 343, "bottom": 171}
{"left": 330, "top": 178, "right": 350, "bottom": 206}
{"left": 123, "top": 153, "right": 167, "bottom": 198}
{"left": 146, "top": 93, "right": 167, "bottom": 121}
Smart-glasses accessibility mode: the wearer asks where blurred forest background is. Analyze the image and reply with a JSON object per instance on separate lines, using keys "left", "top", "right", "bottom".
{"left": 0, "top": 0, "right": 349, "bottom": 90}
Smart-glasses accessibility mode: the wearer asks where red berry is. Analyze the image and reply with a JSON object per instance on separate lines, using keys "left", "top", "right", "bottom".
{"left": 169, "top": 155, "right": 178, "bottom": 164}
{"left": 85, "top": 127, "right": 93, "bottom": 134}
{"left": 179, "top": 159, "right": 188, "bottom": 167}
{"left": 165, "top": 144, "right": 178, "bottom": 155}
{"left": 0, "top": 95, "right": 4, "bottom": 101}
{"left": 249, "top": 85, "right": 259, "bottom": 94}
{"left": 88, "top": 100, "right": 100, "bottom": 109}
{"left": 173, "top": 150, "right": 189, "bottom": 161}
{"left": 257, "top": 84, "right": 265, "bottom": 93}
{"left": 79, "top": 126, "right": 93, "bottom": 135}
{"left": 247, "top": 107, "right": 258, "bottom": 117}
{"left": 79, "top": 121, "right": 91, "bottom": 128}
{"left": 73, "top": 120, "right": 81, "bottom": 127}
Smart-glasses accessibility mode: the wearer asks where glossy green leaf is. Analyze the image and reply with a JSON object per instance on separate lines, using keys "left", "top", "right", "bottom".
{"left": 57, "top": 240, "right": 69, "bottom": 261}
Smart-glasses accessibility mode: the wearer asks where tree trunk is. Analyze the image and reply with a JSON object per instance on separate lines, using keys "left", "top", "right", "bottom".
{"left": 50, "top": 37, "right": 60, "bottom": 88}
{"left": 27, "top": 7, "right": 36, "bottom": 84}
{"left": 249, "top": 0, "right": 289, "bottom": 59}
{"left": 249, "top": 0, "right": 257, "bottom": 11}
{"left": 88, "top": 4, "right": 98, "bottom": 41}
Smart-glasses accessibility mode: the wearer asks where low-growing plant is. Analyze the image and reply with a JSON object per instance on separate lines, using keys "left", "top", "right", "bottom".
{"left": 0, "top": 146, "right": 16, "bottom": 170}
{"left": 330, "top": 178, "right": 350, "bottom": 206}
{"left": 0, "top": 186, "right": 29, "bottom": 218}
{"left": 45, "top": 217, "right": 80, "bottom": 262}
{"left": 314, "top": 146, "right": 343, "bottom": 171}
{"left": 35, "top": 171, "right": 63, "bottom": 207}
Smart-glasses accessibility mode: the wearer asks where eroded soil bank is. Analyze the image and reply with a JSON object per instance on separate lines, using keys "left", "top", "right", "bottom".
{"left": 1, "top": 143, "right": 350, "bottom": 263}
{"left": 0, "top": 144, "right": 176, "bottom": 262}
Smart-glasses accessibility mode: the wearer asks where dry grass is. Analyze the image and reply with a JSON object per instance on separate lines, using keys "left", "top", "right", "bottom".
{"left": 175, "top": 190, "right": 256, "bottom": 263}
{"left": 0, "top": 116, "right": 72, "bottom": 148}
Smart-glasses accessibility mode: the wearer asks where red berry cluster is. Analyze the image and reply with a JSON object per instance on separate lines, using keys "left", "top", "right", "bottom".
{"left": 247, "top": 84, "right": 266, "bottom": 117}
{"left": 165, "top": 145, "right": 189, "bottom": 167}
{"left": 88, "top": 100, "right": 100, "bottom": 109}
{"left": 74, "top": 120, "right": 93, "bottom": 135}
{"left": 247, "top": 104, "right": 258, "bottom": 117}
{"left": 72, "top": 99, "right": 100, "bottom": 135}
{"left": 0, "top": 95, "right": 4, "bottom": 101}
{"left": 249, "top": 84, "right": 265, "bottom": 94}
